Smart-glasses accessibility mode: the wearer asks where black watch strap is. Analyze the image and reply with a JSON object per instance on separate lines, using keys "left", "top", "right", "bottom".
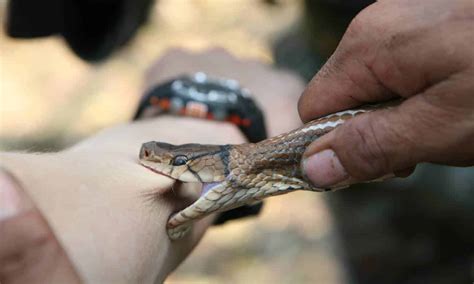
{"left": 134, "top": 72, "right": 267, "bottom": 143}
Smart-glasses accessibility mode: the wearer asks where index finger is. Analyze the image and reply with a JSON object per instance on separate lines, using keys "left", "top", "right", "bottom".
{"left": 297, "top": 34, "right": 395, "bottom": 123}
{"left": 297, "top": 2, "right": 407, "bottom": 122}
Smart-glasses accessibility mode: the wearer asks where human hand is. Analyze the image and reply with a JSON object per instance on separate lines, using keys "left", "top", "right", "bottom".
{"left": 298, "top": 0, "right": 474, "bottom": 187}
{"left": 0, "top": 169, "right": 81, "bottom": 284}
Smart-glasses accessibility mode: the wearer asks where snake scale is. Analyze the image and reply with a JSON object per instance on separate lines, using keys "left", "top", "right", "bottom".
{"left": 139, "top": 100, "right": 400, "bottom": 240}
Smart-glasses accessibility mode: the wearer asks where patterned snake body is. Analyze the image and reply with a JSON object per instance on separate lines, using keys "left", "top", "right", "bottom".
{"left": 139, "top": 101, "right": 400, "bottom": 239}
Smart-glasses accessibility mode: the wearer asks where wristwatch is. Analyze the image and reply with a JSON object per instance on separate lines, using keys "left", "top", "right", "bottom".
{"left": 133, "top": 72, "right": 267, "bottom": 225}
{"left": 134, "top": 72, "right": 267, "bottom": 143}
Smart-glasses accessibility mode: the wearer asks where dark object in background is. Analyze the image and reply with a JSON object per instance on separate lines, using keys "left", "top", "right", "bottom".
{"left": 5, "top": 0, "right": 154, "bottom": 61}
{"left": 273, "top": 0, "right": 373, "bottom": 81}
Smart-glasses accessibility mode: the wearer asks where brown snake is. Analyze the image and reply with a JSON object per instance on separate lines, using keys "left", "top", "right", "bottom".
{"left": 139, "top": 100, "right": 401, "bottom": 240}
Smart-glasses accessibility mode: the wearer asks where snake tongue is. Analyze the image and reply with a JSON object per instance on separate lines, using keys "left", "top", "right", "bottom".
{"left": 201, "top": 182, "right": 220, "bottom": 196}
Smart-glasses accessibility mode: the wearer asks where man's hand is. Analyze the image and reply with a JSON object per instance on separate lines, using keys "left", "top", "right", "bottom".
{"left": 298, "top": 0, "right": 474, "bottom": 187}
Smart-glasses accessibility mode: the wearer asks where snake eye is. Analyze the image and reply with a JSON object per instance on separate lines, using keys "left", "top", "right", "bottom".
{"left": 172, "top": 155, "right": 188, "bottom": 166}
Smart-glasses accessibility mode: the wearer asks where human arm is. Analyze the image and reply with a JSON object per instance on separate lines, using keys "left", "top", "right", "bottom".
{"left": 0, "top": 117, "right": 243, "bottom": 283}
{"left": 0, "top": 49, "right": 305, "bottom": 283}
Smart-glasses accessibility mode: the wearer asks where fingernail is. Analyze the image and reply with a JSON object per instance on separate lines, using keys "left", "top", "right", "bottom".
{"left": 0, "top": 169, "right": 24, "bottom": 220}
{"left": 303, "top": 149, "right": 349, "bottom": 188}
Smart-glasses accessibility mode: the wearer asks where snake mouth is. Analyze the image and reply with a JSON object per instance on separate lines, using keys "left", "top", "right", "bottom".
{"left": 141, "top": 160, "right": 222, "bottom": 192}
{"left": 141, "top": 162, "right": 219, "bottom": 196}
{"left": 140, "top": 161, "right": 175, "bottom": 179}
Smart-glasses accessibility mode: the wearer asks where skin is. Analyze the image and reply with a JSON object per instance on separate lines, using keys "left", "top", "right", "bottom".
{"left": 0, "top": 169, "right": 81, "bottom": 284}
{"left": 0, "top": 49, "right": 305, "bottom": 283}
{"left": 0, "top": 118, "right": 235, "bottom": 283}
{"left": 4, "top": 0, "right": 472, "bottom": 278}
{"left": 299, "top": 0, "right": 474, "bottom": 187}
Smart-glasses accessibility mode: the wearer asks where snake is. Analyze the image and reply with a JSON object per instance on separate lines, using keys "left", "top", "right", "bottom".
{"left": 139, "top": 100, "right": 400, "bottom": 240}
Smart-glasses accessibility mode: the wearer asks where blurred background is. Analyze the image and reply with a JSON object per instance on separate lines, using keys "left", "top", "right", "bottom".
{"left": 1, "top": 0, "right": 473, "bottom": 283}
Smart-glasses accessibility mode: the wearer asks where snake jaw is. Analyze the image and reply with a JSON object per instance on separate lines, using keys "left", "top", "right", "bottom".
{"left": 166, "top": 181, "right": 231, "bottom": 231}
{"left": 140, "top": 161, "right": 175, "bottom": 179}
{"left": 167, "top": 223, "right": 192, "bottom": 240}
{"left": 167, "top": 183, "right": 221, "bottom": 240}
{"left": 139, "top": 159, "right": 204, "bottom": 182}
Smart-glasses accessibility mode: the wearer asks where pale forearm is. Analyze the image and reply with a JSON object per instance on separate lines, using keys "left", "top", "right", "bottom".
{"left": 0, "top": 151, "right": 171, "bottom": 282}
{"left": 1, "top": 48, "right": 306, "bottom": 282}
{"left": 0, "top": 117, "right": 245, "bottom": 282}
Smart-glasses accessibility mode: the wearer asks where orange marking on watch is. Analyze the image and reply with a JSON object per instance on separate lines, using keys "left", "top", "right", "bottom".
{"left": 159, "top": 98, "right": 170, "bottom": 109}
{"left": 242, "top": 119, "right": 251, "bottom": 127}
{"left": 150, "top": 97, "right": 160, "bottom": 106}
{"left": 229, "top": 115, "right": 241, "bottom": 125}
{"left": 186, "top": 102, "right": 208, "bottom": 118}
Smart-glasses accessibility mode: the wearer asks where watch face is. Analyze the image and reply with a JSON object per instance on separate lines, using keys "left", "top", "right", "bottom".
{"left": 171, "top": 72, "right": 243, "bottom": 106}
{"left": 135, "top": 72, "right": 266, "bottom": 142}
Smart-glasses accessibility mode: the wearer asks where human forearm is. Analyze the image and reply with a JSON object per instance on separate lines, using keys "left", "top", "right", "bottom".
{"left": 1, "top": 48, "right": 306, "bottom": 282}
{"left": 1, "top": 147, "right": 178, "bottom": 282}
{"left": 1, "top": 117, "right": 245, "bottom": 282}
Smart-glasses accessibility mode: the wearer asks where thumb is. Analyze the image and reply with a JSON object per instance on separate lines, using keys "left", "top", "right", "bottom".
{"left": 302, "top": 102, "right": 424, "bottom": 188}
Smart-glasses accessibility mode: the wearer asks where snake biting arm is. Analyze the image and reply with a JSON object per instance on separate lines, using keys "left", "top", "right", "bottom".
{"left": 139, "top": 100, "right": 401, "bottom": 240}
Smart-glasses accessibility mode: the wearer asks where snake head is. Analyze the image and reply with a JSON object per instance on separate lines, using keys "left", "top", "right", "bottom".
{"left": 139, "top": 141, "right": 229, "bottom": 183}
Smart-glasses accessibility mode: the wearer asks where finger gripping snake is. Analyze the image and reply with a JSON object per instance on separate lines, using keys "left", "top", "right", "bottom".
{"left": 139, "top": 100, "right": 400, "bottom": 240}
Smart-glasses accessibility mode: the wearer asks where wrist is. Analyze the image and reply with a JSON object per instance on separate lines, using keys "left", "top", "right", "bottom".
{"left": 141, "top": 115, "right": 247, "bottom": 145}
{"left": 69, "top": 115, "right": 246, "bottom": 154}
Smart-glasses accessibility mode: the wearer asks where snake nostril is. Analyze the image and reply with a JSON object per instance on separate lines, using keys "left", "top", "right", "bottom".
{"left": 141, "top": 147, "right": 150, "bottom": 159}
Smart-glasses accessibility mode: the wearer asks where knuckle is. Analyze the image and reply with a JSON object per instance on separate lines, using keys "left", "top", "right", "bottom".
{"left": 339, "top": 5, "right": 387, "bottom": 71}
{"left": 345, "top": 14, "right": 368, "bottom": 41}
{"left": 320, "top": 54, "right": 345, "bottom": 79}
{"left": 0, "top": 212, "right": 54, "bottom": 275}
{"left": 1, "top": 252, "right": 27, "bottom": 275}
{"left": 345, "top": 4, "right": 380, "bottom": 42}
{"left": 21, "top": 212, "right": 54, "bottom": 249}
{"left": 361, "top": 118, "right": 393, "bottom": 173}
{"left": 345, "top": 2, "right": 395, "bottom": 52}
